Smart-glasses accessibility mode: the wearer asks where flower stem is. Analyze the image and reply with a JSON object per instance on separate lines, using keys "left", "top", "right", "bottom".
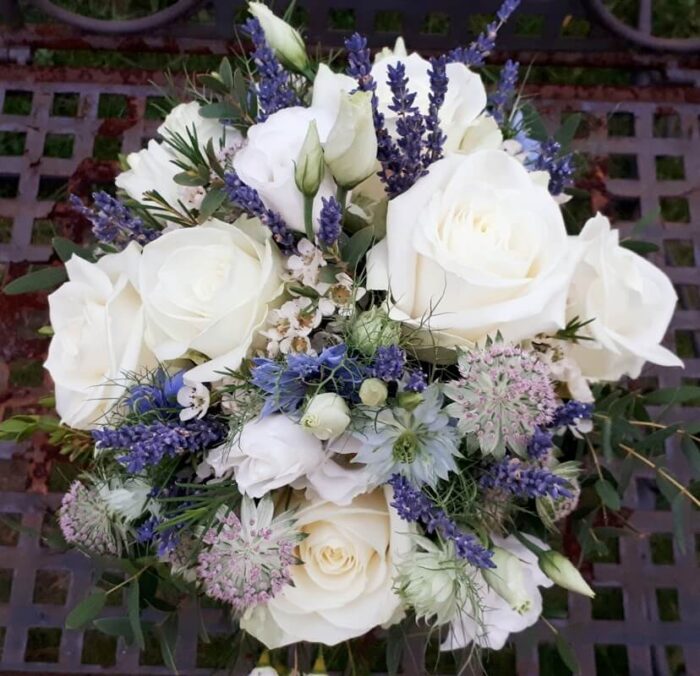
{"left": 303, "top": 194, "right": 314, "bottom": 241}
{"left": 336, "top": 185, "right": 348, "bottom": 212}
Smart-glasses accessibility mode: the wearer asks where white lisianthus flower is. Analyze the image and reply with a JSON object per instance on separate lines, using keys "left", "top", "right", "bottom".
{"left": 233, "top": 107, "right": 338, "bottom": 234}
{"left": 139, "top": 216, "right": 283, "bottom": 382}
{"left": 248, "top": 1, "right": 309, "bottom": 73}
{"left": 98, "top": 477, "right": 154, "bottom": 522}
{"left": 158, "top": 101, "right": 242, "bottom": 154}
{"left": 482, "top": 546, "right": 532, "bottom": 613}
{"left": 367, "top": 150, "right": 575, "bottom": 348}
{"left": 241, "top": 487, "right": 412, "bottom": 647}
{"left": 324, "top": 90, "right": 378, "bottom": 189}
{"left": 566, "top": 214, "right": 683, "bottom": 381}
{"left": 44, "top": 243, "right": 154, "bottom": 430}
{"left": 311, "top": 45, "right": 486, "bottom": 152}
{"left": 442, "top": 534, "right": 553, "bottom": 652}
{"left": 205, "top": 415, "right": 325, "bottom": 498}
{"left": 300, "top": 393, "right": 351, "bottom": 441}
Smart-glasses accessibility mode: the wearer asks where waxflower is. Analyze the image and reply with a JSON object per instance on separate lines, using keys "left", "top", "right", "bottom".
{"left": 248, "top": 2, "right": 310, "bottom": 73}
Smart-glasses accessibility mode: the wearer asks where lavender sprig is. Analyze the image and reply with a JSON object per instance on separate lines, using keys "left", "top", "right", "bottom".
{"left": 481, "top": 457, "right": 573, "bottom": 500}
{"left": 490, "top": 59, "right": 519, "bottom": 125}
{"left": 317, "top": 196, "right": 342, "bottom": 247}
{"left": 448, "top": 0, "right": 521, "bottom": 67}
{"left": 423, "top": 55, "right": 448, "bottom": 167}
{"left": 532, "top": 138, "right": 575, "bottom": 196}
{"left": 244, "top": 18, "right": 299, "bottom": 121}
{"left": 70, "top": 192, "right": 159, "bottom": 248}
{"left": 224, "top": 171, "right": 295, "bottom": 249}
{"left": 389, "top": 474, "right": 495, "bottom": 569}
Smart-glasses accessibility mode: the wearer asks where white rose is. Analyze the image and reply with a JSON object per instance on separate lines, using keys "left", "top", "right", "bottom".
{"left": 367, "top": 150, "right": 575, "bottom": 347}
{"left": 300, "top": 393, "right": 351, "bottom": 441}
{"left": 311, "top": 48, "right": 486, "bottom": 152}
{"left": 248, "top": 2, "right": 309, "bottom": 73}
{"left": 139, "top": 217, "right": 283, "bottom": 382}
{"left": 205, "top": 415, "right": 325, "bottom": 498}
{"left": 443, "top": 534, "right": 553, "bottom": 652}
{"left": 324, "top": 91, "right": 378, "bottom": 189}
{"left": 241, "top": 487, "right": 411, "bottom": 647}
{"left": 158, "top": 101, "right": 242, "bottom": 154}
{"left": 566, "top": 214, "right": 682, "bottom": 381}
{"left": 44, "top": 243, "right": 154, "bottom": 430}
{"left": 233, "top": 107, "right": 338, "bottom": 234}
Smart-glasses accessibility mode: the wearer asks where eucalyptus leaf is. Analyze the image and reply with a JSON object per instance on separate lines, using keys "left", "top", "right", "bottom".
{"left": 65, "top": 590, "right": 106, "bottom": 630}
{"left": 555, "top": 113, "right": 582, "bottom": 151}
{"left": 93, "top": 617, "right": 134, "bottom": 644}
{"left": 681, "top": 436, "right": 700, "bottom": 479}
{"left": 156, "top": 613, "right": 179, "bottom": 672}
{"left": 555, "top": 632, "right": 579, "bottom": 674}
{"left": 619, "top": 239, "right": 659, "bottom": 256}
{"left": 645, "top": 386, "right": 700, "bottom": 406}
{"left": 3, "top": 267, "right": 67, "bottom": 295}
{"left": 199, "top": 102, "right": 240, "bottom": 120}
{"left": 52, "top": 237, "right": 96, "bottom": 263}
{"left": 671, "top": 493, "right": 686, "bottom": 553}
{"left": 198, "top": 74, "right": 230, "bottom": 96}
{"left": 595, "top": 479, "right": 621, "bottom": 511}
{"left": 342, "top": 226, "right": 374, "bottom": 271}
{"left": 198, "top": 187, "right": 226, "bottom": 222}
{"left": 218, "top": 57, "right": 234, "bottom": 90}
{"left": 127, "top": 581, "right": 145, "bottom": 650}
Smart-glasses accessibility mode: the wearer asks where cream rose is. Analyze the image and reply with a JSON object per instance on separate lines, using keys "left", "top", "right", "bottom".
{"left": 241, "top": 487, "right": 411, "bottom": 646}
{"left": 233, "top": 107, "right": 338, "bottom": 234}
{"left": 44, "top": 243, "right": 154, "bottom": 429}
{"left": 367, "top": 149, "right": 574, "bottom": 347}
{"left": 139, "top": 217, "right": 283, "bottom": 382}
{"left": 566, "top": 214, "right": 682, "bottom": 380}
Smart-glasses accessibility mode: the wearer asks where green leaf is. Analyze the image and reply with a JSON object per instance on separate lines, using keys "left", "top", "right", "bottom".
{"left": 93, "top": 617, "right": 134, "bottom": 644}
{"left": 386, "top": 624, "right": 404, "bottom": 676}
{"left": 619, "top": 239, "right": 659, "bottom": 256}
{"left": 555, "top": 113, "right": 582, "bottom": 151}
{"left": 637, "top": 424, "right": 682, "bottom": 455}
{"left": 681, "top": 436, "right": 700, "bottom": 479}
{"left": 173, "top": 171, "right": 207, "bottom": 187}
{"left": 197, "top": 187, "right": 226, "bottom": 222}
{"left": 219, "top": 57, "right": 234, "bottom": 90}
{"left": 197, "top": 74, "right": 230, "bottom": 96}
{"left": 65, "top": 590, "right": 106, "bottom": 630}
{"left": 644, "top": 386, "right": 700, "bottom": 406}
{"left": 3, "top": 266, "right": 67, "bottom": 295}
{"left": 127, "top": 582, "right": 145, "bottom": 650}
{"left": 52, "top": 237, "right": 95, "bottom": 263}
{"left": 199, "top": 102, "right": 240, "bottom": 119}
{"left": 519, "top": 102, "right": 549, "bottom": 141}
{"left": 671, "top": 493, "right": 686, "bottom": 553}
{"left": 156, "top": 613, "right": 179, "bottom": 672}
{"left": 555, "top": 632, "right": 579, "bottom": 674}
{"left": 631, "top": 208, "right": 661, "bottom": 236}
{"left": 595, "top": 479, "right": 621, "bottom": 511}
{"left": 601, "top": 416, "right": 613, "bottom": 462}
{"left": 342, "top": 226, "right": 374, "bottom": 271}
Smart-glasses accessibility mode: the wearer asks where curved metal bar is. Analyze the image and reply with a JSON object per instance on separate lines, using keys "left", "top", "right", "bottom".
{"left": 28, "top": 0, "right": 204, "bottom": 35}
{"left": 584, "top": 0, "right": 700, "bottom": 53}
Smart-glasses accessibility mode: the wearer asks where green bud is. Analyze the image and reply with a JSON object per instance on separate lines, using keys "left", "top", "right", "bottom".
{"left": 350, "top": 308, "right": 402, "bottom": 356}
{"left": 397, "top": 391, "right": 423, "bottom": 412}
{"left": 538, "top": 550, "right": 595, "bottom": 598}
{"left": 295, "top": 121, "right": 324, "bottom": 197}
{"left": 248, "top": 2, "right": 310, "bottom": 73}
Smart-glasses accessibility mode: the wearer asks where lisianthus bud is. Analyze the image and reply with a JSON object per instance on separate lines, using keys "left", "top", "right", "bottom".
{"left": 300, "top": 393, "right": 351, "bottom": 441}
{"left": 359, "top": 378, "right": 388, "bottom": 407}
{"left": 324, "top": 91, "right": 378, "bottom": 189}
{"left": 248, "top": 2, "right": 309, "bottom": 72}
{"left": 350, "top": 308, "right": 402, "bottom": 356}
{"left": 538, "top": 550, "right": 595, "bottom": 598}
{"left": 482, "top": 547, "right": 532, "bottom": 614}
{"left": 295, "top": 121, "right": 324, "bottom": 197}
{"left": 248, "top": 669, "right": 278, "bottom": 676}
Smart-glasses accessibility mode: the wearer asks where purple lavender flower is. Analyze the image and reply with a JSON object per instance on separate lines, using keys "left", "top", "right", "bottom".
{"left": 531, "top": 138, "right": 575, "bottom": 196}
{"left": 405, "top": 370, "right": 427, "bottom": 393}
{"left": 317, "top": 196, "right": 342, "bottom": 246}
{"left": 224, "top": 171, "right": 294, "bottom": 249}
{"left": 528, "top": 427, "right": 553, "bottom": 461}
{"left": 244, "top": 17, "right": 299, "bottom": 121}
{"left": 448, "top": 0, "right": 521, "bottom": 67}
{"left": 444, "top": 342, "right": 558, "bottom": 457}
{"left": 490, "top": 60, "right": 519, "bottom": 125}
{"left": 70, "top": 192, "right": 159, "bottom": 248}
{"left": 480, "top": 457, "right": 573, "bottom": 500}
{"left": 423, "top": 55, "right": 448, "bottom": 168}
{"left": 59, "top": 480, "right": 126, "bottom": 555}
{"left": 92, "top": 418, "right": 226, "bottom": 474}
{"left": 550, "top": 400, "right": 594, "bottom": 432}
{"left": 388, "top": 474, "right": 494, "bottom": 569}
{"left": 197, "top": 497, "right": 301, "bottom": 612}
{"left": 372, "top": 344, "right": 406, "bottom": 382}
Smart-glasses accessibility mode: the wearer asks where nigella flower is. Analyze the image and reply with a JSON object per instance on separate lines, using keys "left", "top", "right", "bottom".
{"left": 196, "top": 496, "right": 301, "bottom": 612}
{"left": 355, "top": 385, "right": 460, "bottom": 487}
{"left": 444, "top": 342, "right": 557, "bottom": 458}
{"left": 124, "top": 369, "right": 185, "bottom": 416}
{"left": 70, "top": 192, "right": 159, "bottom": 248}
{"left": 59, "top": 480, "right": 128, "bottom": 556}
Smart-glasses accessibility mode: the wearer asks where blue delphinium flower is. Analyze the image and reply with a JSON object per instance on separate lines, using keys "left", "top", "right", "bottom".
{"left": 355, "top": 385, "right": 460, "bottom": 487}
{"left": 388, "top": 474, "right": 494, "bottom": 569}
{"left": 252, "top": 343, "right": 365, "bottom": 415}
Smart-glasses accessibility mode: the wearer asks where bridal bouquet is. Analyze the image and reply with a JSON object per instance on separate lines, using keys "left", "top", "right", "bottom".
{"left": 3, "top": 0, "right": 696, "bottom": 672}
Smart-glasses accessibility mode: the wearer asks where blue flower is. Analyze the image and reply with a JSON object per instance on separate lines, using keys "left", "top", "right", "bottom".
{"left": 125, "top": 369, "right": 185, "bottom": 415}
{"left": 355, "top": 385, "right": 460, "bottom": 487}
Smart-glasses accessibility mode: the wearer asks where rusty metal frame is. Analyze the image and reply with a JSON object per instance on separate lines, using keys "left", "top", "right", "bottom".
{"left": 0, "top": 64, "right": 699, "bottom": 674}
